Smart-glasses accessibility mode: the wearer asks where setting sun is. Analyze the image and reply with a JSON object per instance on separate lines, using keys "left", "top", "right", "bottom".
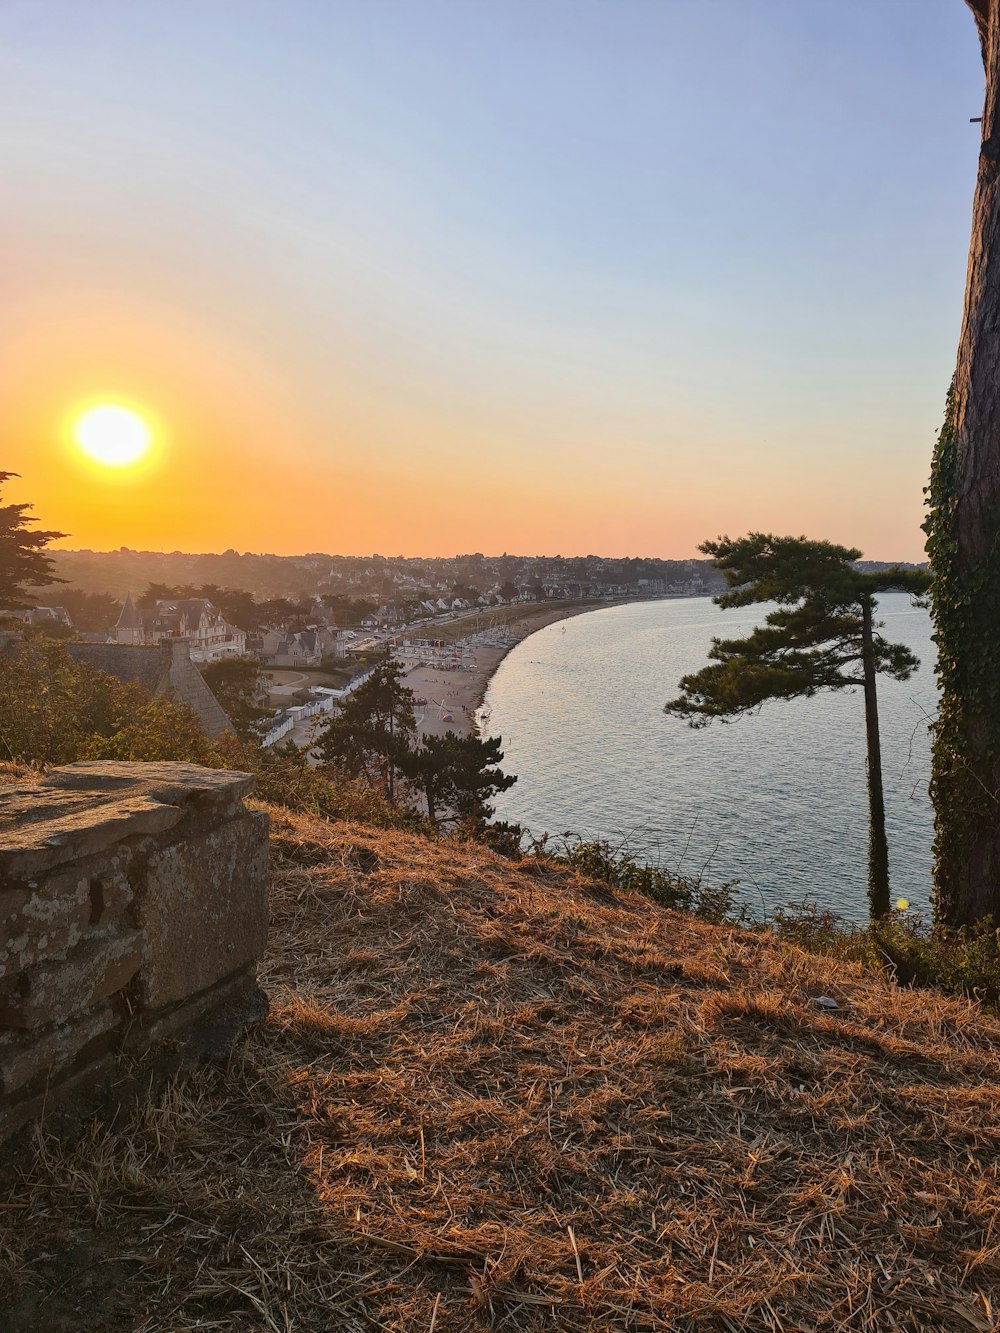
{"left": 73, "top": 403, "right": 152, "bottom": 468}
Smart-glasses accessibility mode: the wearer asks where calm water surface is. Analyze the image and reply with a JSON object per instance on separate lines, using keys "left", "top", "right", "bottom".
{"left": 481, "top": 595, "right": 936, "bottom": 922}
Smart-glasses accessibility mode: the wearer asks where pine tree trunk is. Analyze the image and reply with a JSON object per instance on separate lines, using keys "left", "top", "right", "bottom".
{"left": 861, "top": 599, "right": 891, "bottom": 918}
{"left": 387, "top": 708, "right": 395, "bottom": 802}
{"left": 927, "top": 1, "right": 1000, "bottom": 925}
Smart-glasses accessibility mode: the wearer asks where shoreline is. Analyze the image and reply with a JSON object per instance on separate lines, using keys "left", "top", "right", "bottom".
{"left": 403, "top": 600, "right": 619, "bottom": 741}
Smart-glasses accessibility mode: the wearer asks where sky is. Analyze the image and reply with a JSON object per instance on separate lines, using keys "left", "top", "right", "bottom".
{"left": 0, "top": 0, "right": 985, "bottom": 560}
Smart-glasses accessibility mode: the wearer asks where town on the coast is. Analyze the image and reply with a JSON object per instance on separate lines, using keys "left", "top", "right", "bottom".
{"left": 19, "top": 546, "right": 929, "bottom": 755}
{"left": 18, "top": 549, "right": 732, "bottom": 753}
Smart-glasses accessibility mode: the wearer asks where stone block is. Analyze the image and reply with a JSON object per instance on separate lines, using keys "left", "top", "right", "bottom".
{"left": 0, "top": 762, "right": 268, "bottom": 1145}
{"left": 0, "top": 1003, "right": 115, "bottom": 1096}
{"left": 1, "top": 927, "right": 142, "bottom": 1028}
{"left": 136, "top": 811, "right": 268, "bottom": 1007}
{"left": 1, "top": 843, "right": 138, "bottom": 980}
{"left": 0, "top": 763, "right": 256, "bottom": 881}
{"left": 45, "top": 761, "right": 255, "bottom": 806}
{"left": 0, "top": 868, "right": 92, "bottom": 980}
{"left": 84, "top": 860, "right": 135, "bottom": 928}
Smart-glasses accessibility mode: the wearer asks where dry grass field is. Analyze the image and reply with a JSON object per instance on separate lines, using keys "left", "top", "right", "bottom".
{"left": 3, "top": 806, "right": 1000, "bottom": 1331}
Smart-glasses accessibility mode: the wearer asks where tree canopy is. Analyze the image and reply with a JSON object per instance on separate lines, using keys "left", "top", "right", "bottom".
{"left": 314, "top": 659, "right": 416, "bottom": 799}
{"left": 199, "top": 656, "right": 272, "bottom": 743}
{"left": 408, "top": 731, "right": 517, "bottom": 830}
{"left": 0, "top": 471, "right": 65, "bottom": 612}
{"left": 666, "top": 536, "right": 929, "bottom": 725}
{"left": 0, "top": 637, "right": 213, "bottom": 766}
{"left": 36, "top": 588, "right": 122, "bottom": 631}
{"left": 314, "top": 656, "right": 517, "bottom": 825}
{"left": 666, "top": 534, "right": 930, "bottom": 918}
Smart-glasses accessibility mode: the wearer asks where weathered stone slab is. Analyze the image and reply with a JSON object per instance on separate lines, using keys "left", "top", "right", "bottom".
{"left": 0, "top": 790, "right": 182, "bottom": 880}
{"left": 45, "top": 761, "right": 255, "bottom": 804}
{"left": 0, "top": 763, "right": 256, "bottom": 881}
{"left": 1, "top": 927, "right": 142, "bottom": 1028}
{"left": 0, "top": 761, "right": 268, "bottom": 1146}
{"left": 136, "top": 812, "right": 268, "bottom": 1007}
{"left": 1, "top": 842, "right": 138, "bottom": 980}
{"left": 0, "top": 1003, "right": 114, "bottom": 1096}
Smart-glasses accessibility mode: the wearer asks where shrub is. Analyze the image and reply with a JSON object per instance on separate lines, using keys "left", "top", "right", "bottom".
{"left": 0, "top": 637, "right": 209, "bottom": 766}
{"left": 478, "top": 820, "right": 526, "bottom": 859}
{"left": 770, "top": 899, "right": 1000, "bottom": 1006}
{"left": 537, "top": 834, "right": 744, "bottom": 925}
{"left": 209, "top": 734, "right": 429, "bottom": 832}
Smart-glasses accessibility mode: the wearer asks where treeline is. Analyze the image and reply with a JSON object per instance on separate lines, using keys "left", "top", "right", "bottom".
{"left": 134, "top": 583, "right": 311, "bottom": 631}
{"left": 137, "top": 583, "right": 379, "bottom": 631}
{"left": 46, "top": 548, "right": 323, "bottom": 602}
{"left": 32, "top": 587, "right": 122, "bottom": 631}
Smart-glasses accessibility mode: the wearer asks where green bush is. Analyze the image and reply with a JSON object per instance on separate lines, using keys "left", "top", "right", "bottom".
{"left": 0, "top": 637, "right": 212, "bottom": 766}
{"left": 478, "top": 820, "right": 526, "bottom": 859}
{"left": 535, "top": 834, "right": 744, "bottom": 925}
{"left": 770, "top": 899, "right": 1000, "bottom": 1006}
{"left": 209, "top": 734, "right": 429, "bottom": 832}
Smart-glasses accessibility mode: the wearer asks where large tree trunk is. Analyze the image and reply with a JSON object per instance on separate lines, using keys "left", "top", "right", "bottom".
{"left": 926, "top": 2, "right": 1000, "bottom": 925}
{"left": 861, "top": 599, "right": 891, "bottom": 919}
{"left": 956, "top": 2, "right": 1000, "bottom": 529}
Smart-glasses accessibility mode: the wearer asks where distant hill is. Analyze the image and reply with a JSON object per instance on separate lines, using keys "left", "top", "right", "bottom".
{"left": 43, "top": 548, "right": 732, "bottom": 605}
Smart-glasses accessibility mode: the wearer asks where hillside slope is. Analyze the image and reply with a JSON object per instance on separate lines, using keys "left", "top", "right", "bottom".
{"left": 4, "top": 807, "right": 1000, "bottom": 1331}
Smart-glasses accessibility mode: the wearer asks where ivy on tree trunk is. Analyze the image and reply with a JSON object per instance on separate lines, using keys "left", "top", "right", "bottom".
{"left": 924, "top": 1, "right": 1000, "bottom": 925}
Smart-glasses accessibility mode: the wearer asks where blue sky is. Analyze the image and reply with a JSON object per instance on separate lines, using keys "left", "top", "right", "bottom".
{"left": 0, "top": 0, "right": 984, "bottom": 557}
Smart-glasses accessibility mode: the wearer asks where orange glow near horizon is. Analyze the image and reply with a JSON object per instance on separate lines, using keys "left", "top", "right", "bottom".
{"left": 1, "top": 297, "right": 933, "bottom": 563}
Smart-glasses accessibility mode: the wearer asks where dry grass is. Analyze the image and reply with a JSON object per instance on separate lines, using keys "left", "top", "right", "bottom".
{"left": 3, "top": 807, "right": 1000, "bottom": 1330}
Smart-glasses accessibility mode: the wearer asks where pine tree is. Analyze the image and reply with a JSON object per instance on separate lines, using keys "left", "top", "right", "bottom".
{"left": 665, "top": 534, "right": 930, "bottom": 918}
{"left": 314, "top": 659, "right": 416, "bottom": 799}
{"left": 409, "top": 731, "right": 517, "bottom": 830}
{"left": 0, "top": 472, "right": 65, "bottom": 611}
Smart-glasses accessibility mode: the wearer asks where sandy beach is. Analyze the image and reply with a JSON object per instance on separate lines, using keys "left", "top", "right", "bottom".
{"left": 403, "top": 602, "right": 605, "bottom": 740}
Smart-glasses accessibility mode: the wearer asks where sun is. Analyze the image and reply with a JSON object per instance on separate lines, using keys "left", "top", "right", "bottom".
{"left": 73, "top": 403, "right": 152, "bottom": 467}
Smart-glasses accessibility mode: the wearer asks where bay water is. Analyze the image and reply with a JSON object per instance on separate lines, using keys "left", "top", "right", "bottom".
{"left": 481, "top": 595, "right": 936, "bottom": 922}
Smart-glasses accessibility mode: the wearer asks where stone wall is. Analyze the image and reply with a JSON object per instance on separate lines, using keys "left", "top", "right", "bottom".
{"left": 67, "top": 640, "right": 234, "bottom": 738}
{"left": 0, "top": 762, "right": 269, "bottom": 1144}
